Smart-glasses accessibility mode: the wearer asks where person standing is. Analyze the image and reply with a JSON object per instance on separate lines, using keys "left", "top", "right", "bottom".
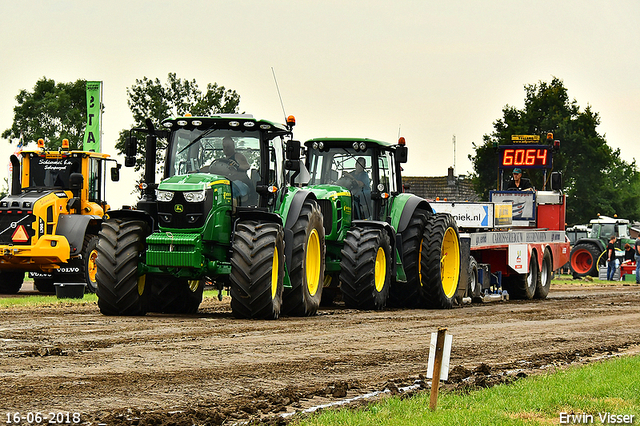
{"left": 606, "top": 235, "right": 617, "bottom": 281}
{"left": 635, "top": 235, "right": 640, "bottom": 284}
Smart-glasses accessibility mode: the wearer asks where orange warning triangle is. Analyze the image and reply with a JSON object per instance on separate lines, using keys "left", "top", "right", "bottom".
{"left": 12, "top": 225, "right": 29, "bottom": 242}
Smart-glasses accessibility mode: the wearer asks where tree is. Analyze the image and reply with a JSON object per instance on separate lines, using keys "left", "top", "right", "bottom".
{"left": 2, "top": 78, "right": 89, "bottom": 150}
{"left": 469, "top": 77, "right": 640, "bottom": 224}
{"left": 115, "top": 73, "right": 241, "bottom": 174}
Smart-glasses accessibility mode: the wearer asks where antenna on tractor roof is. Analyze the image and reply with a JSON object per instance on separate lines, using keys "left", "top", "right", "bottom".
{"left": 271, "top": 67, "right": 288, "bottom": 124}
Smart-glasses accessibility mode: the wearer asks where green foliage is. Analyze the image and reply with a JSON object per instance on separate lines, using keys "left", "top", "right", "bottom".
{"left": 2, "top": 78, "right": 89, "bottom": 150}
{"left": 469, "top": 77, "right": 640, "bottom": 224}
{"left": 115, "top": 73, "right": 241, "bottom": 174}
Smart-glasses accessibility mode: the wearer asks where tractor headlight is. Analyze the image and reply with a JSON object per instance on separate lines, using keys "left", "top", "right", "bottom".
{"left": 157, "top": 190, "right": 174, "bottom": 202}
{"left": 184, "top": 191, "right": 206, "bottom": 203}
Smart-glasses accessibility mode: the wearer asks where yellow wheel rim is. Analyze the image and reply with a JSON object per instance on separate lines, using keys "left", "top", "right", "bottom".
{"left": 188, "top": 280, "right": 200, "bottom": 293}
{"left": 418, "top": 236, "right": 424, "bottom": 285}
{"left": 87, "top": 248, "right": 98, "bottom": 286}
{"left": 305, "top": 229, "right": 321, "bottom": 297}
{"left": 374, "top": 247, "right": 387, "bottom": 293}
{"left": 271, "top": 247, "right": 279, "bottom": 300}
{"left": 137, "top": 275, "right": 146, "bottom": 296}
{"left": 440, "top": 227, "right": 460, "bottom": 298}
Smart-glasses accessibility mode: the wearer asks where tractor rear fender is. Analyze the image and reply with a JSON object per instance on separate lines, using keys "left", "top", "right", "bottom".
{"left": 391, "top": 194, "right": 432, "bottom": 234}
{"left": 55, "top": 214, "right": 103, "bottom": 255}
{"left": 352, "top": 220, "right": 398, "bottom": 273}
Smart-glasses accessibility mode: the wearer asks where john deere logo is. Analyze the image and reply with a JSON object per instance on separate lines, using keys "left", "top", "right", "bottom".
{"left": 174, "top": 204, "right": 184, "bottom": 213}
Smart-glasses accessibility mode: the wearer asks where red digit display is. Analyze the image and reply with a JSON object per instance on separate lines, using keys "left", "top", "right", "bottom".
{"left": 500, "top": 146, "right": 550, "bottom": 168}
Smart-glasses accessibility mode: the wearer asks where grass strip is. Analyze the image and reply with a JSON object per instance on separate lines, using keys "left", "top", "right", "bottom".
{"left": 0, "top": 290, "right": 220, "bottom": 308}
{"left": 297, "top": 354, "right": 640, "bottom": 425}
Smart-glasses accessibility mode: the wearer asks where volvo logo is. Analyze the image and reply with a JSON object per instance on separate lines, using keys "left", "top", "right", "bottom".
{"left": 174, "top": 204, "right": 184, "bottom": 213}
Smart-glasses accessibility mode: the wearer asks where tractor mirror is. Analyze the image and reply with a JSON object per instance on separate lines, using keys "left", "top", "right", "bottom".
{"left": 395, "top": 145, "right": 408, "bottom": 163}
{"left": 125, "top": 135, "right": 137, "bottom": 167}
{"left": 111, "top": 164, "right": 121, "bottom": 182}
{"left": 285, "top": 140, "right": 301, "bottom": 162}
{"left": 285, "top": 140, "right": 301, "bottom": 172}
{"left": 69, "top": 173, "right": 84, "bottom": 199}
{"left": 551, "top": 172, "right": 563, "bottom": 190}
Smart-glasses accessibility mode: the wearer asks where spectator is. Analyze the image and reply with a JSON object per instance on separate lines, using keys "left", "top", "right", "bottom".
{"left": 607, "top": 235, "right": 617, "bottom": 280}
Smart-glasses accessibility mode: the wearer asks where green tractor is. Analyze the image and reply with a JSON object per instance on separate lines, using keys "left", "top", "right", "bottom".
{"left": 301, "top": 137, "right": 462, "bottom": 309}
{"left": 569, "top": 215, "right": 634, "bottom": 278}
{"left": 95, "top": 114, "right": 325, "bottom": 318}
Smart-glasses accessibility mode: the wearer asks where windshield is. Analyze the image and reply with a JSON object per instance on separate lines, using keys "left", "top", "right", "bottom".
{"left": 167, "top": 128, "right": 261, "bottom": 177}
{"left": 308, "top": 147, "right": 372, "bottom": 187}
{"left": 28, "top": 156, "right": 83, "bottom": 189}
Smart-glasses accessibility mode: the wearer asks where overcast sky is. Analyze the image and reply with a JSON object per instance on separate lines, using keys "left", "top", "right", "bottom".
{"left": 1, "top": 0, "right": 638, "bottom": 207}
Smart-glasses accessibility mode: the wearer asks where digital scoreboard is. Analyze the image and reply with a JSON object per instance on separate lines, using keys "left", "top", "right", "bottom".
{"left": 499, "top": 145, "right": 552, "bottom": 169}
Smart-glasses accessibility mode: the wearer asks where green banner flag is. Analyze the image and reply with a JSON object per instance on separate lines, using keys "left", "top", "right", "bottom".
{"left": 83, "top": 81, "right": 102, "bottom": 152}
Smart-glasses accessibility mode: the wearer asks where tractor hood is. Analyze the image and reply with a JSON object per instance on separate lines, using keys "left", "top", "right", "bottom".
{"left": 304, "top": 184, "right": 351, "bottom": 200}
{"left": 158, "top": 173, "right": 230, "bottom": 192}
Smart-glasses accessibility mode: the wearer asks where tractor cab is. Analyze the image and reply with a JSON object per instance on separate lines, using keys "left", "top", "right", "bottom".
{"left": 304, "top": 138, "right": 404, "bottom": 221}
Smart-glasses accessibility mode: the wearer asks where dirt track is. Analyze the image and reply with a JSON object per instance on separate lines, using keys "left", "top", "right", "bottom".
{"left": 1, "top": 282, "right": 640, "bottom": 425}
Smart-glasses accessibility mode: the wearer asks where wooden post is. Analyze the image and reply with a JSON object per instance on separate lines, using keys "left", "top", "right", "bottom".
{"left": 429, "top": 327, "right": 447, "bottom": 411}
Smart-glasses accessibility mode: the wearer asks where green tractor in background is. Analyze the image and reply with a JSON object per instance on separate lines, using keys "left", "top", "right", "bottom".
{"left": 301, "top": 137, "right": 462, "bottom": 310}
{"left": 95, "top": 114, "right": 325, "bottom": 319}
{"left": 569, "top": 215, "right": 634, "bottom": 278}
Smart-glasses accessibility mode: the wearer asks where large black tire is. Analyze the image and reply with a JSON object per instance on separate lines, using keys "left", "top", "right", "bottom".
{"left": 506, "top": 251, "right": 538, "bottom": 300}
{"left": 388, "top": 208, "right": 430, "bottom": 308}
{"left": 230, "top": 221, "right": 284, "bottom": 319}
{"left": 148, "top": 277, "right": 205, "bottom": 314}
{"left": 569, "top": 243, "right": 602, "bottom": 278}
{"left": 34, "top": 278, "right": 55, "bottom": 293}
{"left": 0, "top": 271, "right": 25, "bottom": 294}
{"left": 96, "top": 219, "right": 150, "bottom": 316}
{"left": 282, "top": 200, "right": 326, "bottom": 316}
{"left": 81, "top": 234, "right": 99, "bottom": 293}
{"left": 420, "top": 213, "right": 461, "bottom": 309}
{"left": 340, "top": 227, "right": 392, "bottom": 310}
{"left": 535, "top": 249, "right": 552, "bottom": 299}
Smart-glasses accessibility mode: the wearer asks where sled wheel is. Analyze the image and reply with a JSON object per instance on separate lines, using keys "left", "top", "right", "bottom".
{"left": 508, "top": 250, "right": 538, "bottom": 300}
{"left": 340, "top": 227, "right": 392, "bottom": 310}
{"left": 282, "top": 200, "right": 326, "bottom": 316}
{"left": 96, "top": 219, "right": 150, "bottom": 316}
{"left": 468, "top": 256, "right": 483, "bottom": 302}
{"left": 535, "top": 249, "right": 552, "bottom": 299}
{"left": 230, "top": 221, "right": 284, "bottom": 319}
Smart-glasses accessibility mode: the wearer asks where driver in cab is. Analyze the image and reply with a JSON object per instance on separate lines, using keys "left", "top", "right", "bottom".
{"left": 208, "top": 136, "right": 252, "bottom": 198}
{"left": 343, "top": 157, "right": 370, "bottom": 197}
{"left": 506, "top": 168, "right": 533, "bottom": 191}
{"left": 212, "top": 136, "right": 250, "bottom": 180}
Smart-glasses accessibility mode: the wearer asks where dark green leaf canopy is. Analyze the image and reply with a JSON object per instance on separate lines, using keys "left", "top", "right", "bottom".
{"left": 469, "top": 77, "right": 639, "bottom": 224}
{"left": 2, "top": 78, "right": 88, "bottom": 150}
{"left": 115, "top": 73, "right": 241, "bottom": 174}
